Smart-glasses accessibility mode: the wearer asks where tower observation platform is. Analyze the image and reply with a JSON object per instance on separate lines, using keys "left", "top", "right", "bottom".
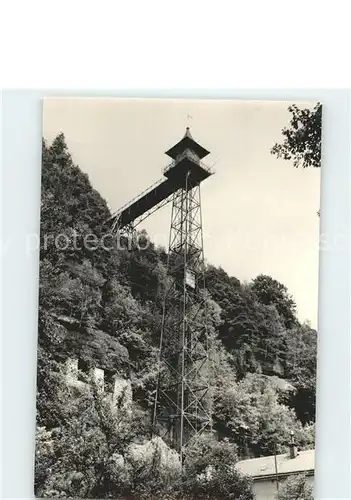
{"left": 109, "top": 127, "right": 213, "bottom": 231}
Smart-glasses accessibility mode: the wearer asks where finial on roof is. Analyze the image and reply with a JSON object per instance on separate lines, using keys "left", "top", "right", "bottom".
{"left": 184, "top": 126, "right": 193, "bottom": 139}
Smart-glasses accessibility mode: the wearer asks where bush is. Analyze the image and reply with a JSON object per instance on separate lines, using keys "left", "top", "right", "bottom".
{"left": 278, "top": 474, "right": 313, "bottom": 500}
{"left": 182, "top": 434, "right": 254, "bottom": 500}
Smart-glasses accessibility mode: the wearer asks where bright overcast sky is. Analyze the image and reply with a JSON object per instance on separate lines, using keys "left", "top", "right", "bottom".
{"left": 43, "top": 98, "right": 321, "bottom": 328}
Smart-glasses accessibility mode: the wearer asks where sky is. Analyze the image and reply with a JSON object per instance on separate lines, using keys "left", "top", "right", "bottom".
{"left": 43, "top": 98, "right": 321, "bottom": 327}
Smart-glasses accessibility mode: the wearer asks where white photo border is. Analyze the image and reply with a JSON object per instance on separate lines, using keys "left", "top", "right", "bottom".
{"left": 1, "top": 89, "right": 350, "bottom": 500}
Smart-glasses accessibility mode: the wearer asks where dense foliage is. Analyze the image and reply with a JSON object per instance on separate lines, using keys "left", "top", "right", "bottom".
{"left": 36, "top": 134, "right": 317, "bottom": 498}
{"left": 271, "top": 103, "right": 322, "bottom": 169}
{"left": 277, "top": 474, "right": 313, "bottom": 500}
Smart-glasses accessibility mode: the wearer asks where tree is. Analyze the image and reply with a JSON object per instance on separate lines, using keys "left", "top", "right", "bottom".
{"left": 206, "top": 267, "right": 290, "bottom": 377}
{"left": 285, "top": 325, "right": 317, "bottom": 423}
{"left": 36, "top": 347, "right": 68, "bottom": 428}
{"left": 251, "top": 274, "right": 297, "bottom": 329}
{"left": 41, "top": 134, "right": 111, "bottom": 268}
{"left": 127, "top": 437, "right": 181, "bottom": 499}
{"left": 277, "top": 474, "right": 313, "bottom": 500}
{"left": 103, "top": 278, "right": 143, "bottom": 335}
{"left": 36, "top": 135, "right": 317, "bottom": 497}
{"left": 183, "top": 434, "right": 254, "bottom": 500}
{"left": 214, "top": 373, "right": 314, "bottom": 457}
{"left": 271, "top": 103, "right": 322, "bottom": 169}
{"left": 35, "top": 376, "right": 148, "bottom": 498}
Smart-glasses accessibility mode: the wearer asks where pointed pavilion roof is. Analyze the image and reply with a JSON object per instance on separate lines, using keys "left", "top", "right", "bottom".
{"left": 165, "top": 127, "right": 210, "bottom": 160}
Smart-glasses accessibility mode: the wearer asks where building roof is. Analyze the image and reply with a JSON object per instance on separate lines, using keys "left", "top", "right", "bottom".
{"left": 165, "top": 127, "right": 210, "bottom": 160}
{"left": 236, "top": 449, "right": 315, "bottom": 480}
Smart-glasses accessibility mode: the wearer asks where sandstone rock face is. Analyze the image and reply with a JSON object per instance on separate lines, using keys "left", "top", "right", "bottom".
{"left": 128, "top": 437, "right": 181, "bottom": 477}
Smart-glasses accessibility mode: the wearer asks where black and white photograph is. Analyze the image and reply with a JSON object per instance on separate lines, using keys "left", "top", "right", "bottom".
{"left": 35, "top": 98, "right": 322, "bottom": 500}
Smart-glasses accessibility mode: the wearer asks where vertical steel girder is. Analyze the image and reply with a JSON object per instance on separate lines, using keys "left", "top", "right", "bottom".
{"left": 152, "top": 174, "right": 212, "bottom": 463}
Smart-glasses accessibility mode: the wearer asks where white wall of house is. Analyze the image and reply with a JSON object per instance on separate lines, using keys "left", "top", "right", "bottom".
{"left": 64, "top": 358, "right": 132, "bottom": 408}
{"left": 113, "top": 376, "right": 132, "bottom": 409}
{"left": 65, "top": 358, "right": 79, "bottom": 384}
{"left": 93, "top": 367, "right": 104, "bottom": 388}
{"left": 252, "top": 474, "right": 314, "bottom": 500}
{"left": 65, "top": 358, "right": 90, "bottom": 390}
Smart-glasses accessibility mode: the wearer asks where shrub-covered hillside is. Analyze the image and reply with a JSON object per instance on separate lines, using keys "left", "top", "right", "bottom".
{"left": 36, "top": 134, "right": 317, "bottom": 498}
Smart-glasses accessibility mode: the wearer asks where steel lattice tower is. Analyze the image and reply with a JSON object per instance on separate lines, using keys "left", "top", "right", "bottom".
{"left": 152, "top": 129, "right": 213, "bottom": 462}
{"left": 109, "top": 128, "right": 214, "bottom": 462}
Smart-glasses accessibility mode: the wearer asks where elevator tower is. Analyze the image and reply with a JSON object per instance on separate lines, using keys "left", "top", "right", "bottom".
{"left": 110, "top": 128, "right": 214, "bottom": 462}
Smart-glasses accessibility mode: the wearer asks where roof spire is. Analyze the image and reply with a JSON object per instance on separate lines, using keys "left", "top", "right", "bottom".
{"left": 184, "top": 126, "right": 193, "bottom": 139}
